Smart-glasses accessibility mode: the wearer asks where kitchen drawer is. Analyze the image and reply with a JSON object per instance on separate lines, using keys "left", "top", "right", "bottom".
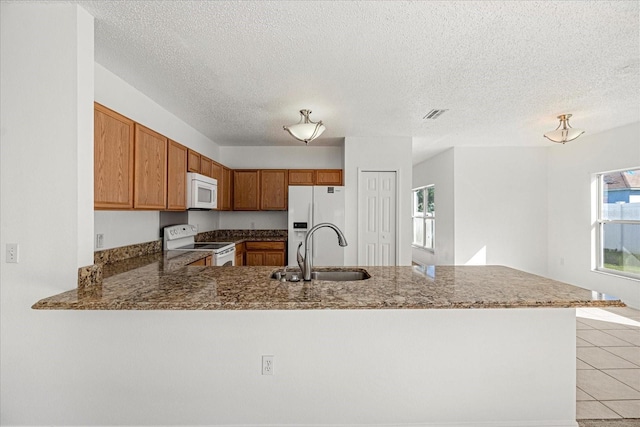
{"left": 245, "top": 241, "right": 285, "bottom": 251}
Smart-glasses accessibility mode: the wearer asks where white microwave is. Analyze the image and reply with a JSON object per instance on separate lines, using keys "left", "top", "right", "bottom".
{"left": 187, "top": 172, "right": 217, "bottom": 210}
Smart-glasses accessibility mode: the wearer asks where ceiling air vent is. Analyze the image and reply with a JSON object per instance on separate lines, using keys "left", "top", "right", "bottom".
{"left": 423, "top": 109, "right": 448, "bottom": 120}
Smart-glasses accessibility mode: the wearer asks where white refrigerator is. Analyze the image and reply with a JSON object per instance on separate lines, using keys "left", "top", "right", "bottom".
{"left": 288, "top": 186, "right": 346, "bottom": 267}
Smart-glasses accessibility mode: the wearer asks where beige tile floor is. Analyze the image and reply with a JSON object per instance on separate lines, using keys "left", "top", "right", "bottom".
{"left": 576, "top": 306, "right": 640, "bottom": 420}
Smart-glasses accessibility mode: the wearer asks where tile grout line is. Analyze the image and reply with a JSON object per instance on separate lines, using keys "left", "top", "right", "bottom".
{"left": 598, "top": 328, "right": 640, "bottom": 346}
{"left": 595, "top": 348, "right": 640, "bottom": 368}
{"left": 593, "top": 345, "right": 640, "bottom": 393}
{"left": 576, "top": 307, "right": 640, "bottom": 420}
{"left": 600, "top": 401, "right": 626, "bottom": 419}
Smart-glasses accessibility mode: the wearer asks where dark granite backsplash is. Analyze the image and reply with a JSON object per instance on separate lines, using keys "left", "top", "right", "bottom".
{"left": 195, "top": 229, "right": 287, "bottom": 241}
{"left": 93, "top": 230, "right": 288, "bottom": 266}
{"left": 94, "top": 240, "right": 162, "bottom": 265}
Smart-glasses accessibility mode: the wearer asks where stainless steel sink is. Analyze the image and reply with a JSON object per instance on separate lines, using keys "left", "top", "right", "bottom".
{"left": 310, "top": 270, "right": 370, "bottom": 281}
{"left": 271, "top": 268, "right": 370, "bottom": 282}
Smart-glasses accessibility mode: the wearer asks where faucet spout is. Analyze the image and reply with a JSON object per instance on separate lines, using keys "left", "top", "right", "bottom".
{"left": 301, "top": 222, "right": 348, "bottom": 281}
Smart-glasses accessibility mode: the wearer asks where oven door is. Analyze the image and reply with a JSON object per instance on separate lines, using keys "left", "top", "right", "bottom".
{"left": 213, "top": 246, "right": 236, "bottom": 266}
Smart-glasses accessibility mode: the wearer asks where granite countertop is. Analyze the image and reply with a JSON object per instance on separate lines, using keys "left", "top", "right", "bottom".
{"left": 32, "top": 251, "right": 624, "bottom": 310}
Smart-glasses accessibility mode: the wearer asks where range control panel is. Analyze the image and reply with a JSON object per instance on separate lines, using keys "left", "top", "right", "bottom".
{"left": 164, "top": 224, "right": 198, "bottom": 241}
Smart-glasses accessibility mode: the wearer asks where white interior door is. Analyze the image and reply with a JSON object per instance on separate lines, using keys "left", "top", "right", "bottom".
{"left": 358, "top": 171, "right": 397, "bottom": 266}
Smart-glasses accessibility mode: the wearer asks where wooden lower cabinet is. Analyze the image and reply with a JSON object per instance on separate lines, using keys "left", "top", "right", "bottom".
{"left": 244, "top": 241, "right": 286, "bottom": 266}
{"left": 235, "top": 243, "right": 245, "bottom": 266}
{"left": 264, "top": 251, "right": 285, "bottom": 266}
{"left": 189, "top": 255, "right": 212, "bottom": 266}
{"left": 245, "top": 252, "right": 264, "bottom": 266}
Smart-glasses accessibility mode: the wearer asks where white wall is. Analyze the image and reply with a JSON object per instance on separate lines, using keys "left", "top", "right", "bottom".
{"left": 219, "top": 211, "right": 287, "bottom": 230}
{"left": 95, "top": 63, "right": 220, "bottom": 161}
{"left": 344, "top": 136, "right": 413, "bottom": 266}
{"left": 94, "top": 211, "right": 161, "bottom": 249}
{"left": 413, "top": 132, "right": 640, "bottom": 308}
{"left": 412, "top": 147, "right": 548, "bottom": 276}
{"left": 547, "top": 122, "right": 640, "bottom": 309}
{"left": 454, "top": 147, "right": 549, "bottom": 275}
{"left": 0, "top": 1, "right": 94, "bottom": 287}
{"left": 2, "top": 306, "right": 579, "bottom": 426}
{"left": 412, "top": 148, "right": 455, "bottom": 265}
{"left": 93, "top": 63, "right": 222, "bottom": 246}
{"left": 218, "top": 145, "right": 344, "bottom": 230}
{"left": 220, "top": 145, "right": 343, "bottom": 169}
{"left": 0, "top": 0, "right": 94, "bottom": 419}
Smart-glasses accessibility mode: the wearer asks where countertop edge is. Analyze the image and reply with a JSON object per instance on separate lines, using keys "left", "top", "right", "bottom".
{"left": 32, "top": 299, "right": 625, "bottom": 311}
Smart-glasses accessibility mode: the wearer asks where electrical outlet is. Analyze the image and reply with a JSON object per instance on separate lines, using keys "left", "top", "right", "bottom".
{"left": 96, "top": 234, "right": 104, "bottom": 249}
{"left": 262, "top": 355, "right": 274, "bottom": 375}
{"left": 6, "top": 243, "right": 18, "bottom": 263}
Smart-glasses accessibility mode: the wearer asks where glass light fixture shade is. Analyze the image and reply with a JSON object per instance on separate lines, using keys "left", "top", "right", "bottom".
{"left": 283, "top": 109, "right": 326, "bottom": 144}
{"left": 543, "top": 114, "right": 585, "bottom": 144}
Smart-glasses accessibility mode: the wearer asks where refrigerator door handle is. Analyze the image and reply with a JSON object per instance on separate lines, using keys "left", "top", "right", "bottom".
{"left": 308, "top": 202, "right": 314, "bottom": 259}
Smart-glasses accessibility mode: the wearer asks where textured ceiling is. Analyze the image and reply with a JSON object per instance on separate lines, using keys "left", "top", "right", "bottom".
{"left": 74, "top": 0, "right": 638, "bottom": 163}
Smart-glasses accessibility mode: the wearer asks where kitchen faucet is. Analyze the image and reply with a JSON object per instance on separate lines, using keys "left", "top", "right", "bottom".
{"left": 297, "top": 222, "right": 348, "bottom": 281}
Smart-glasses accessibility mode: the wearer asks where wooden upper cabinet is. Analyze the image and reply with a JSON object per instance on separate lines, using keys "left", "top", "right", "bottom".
{"left": 260, "top": 169, "right": 288, "bottom": 210}
{"left": 288, "top": 169, "right": 315, "bottom": 186}
{"left": 210, "top": 161, "right": 223, "bottom": 209}
{"left": 288, "top": 169, "right": 344, "bottom": 186}
{"left": 166, "top": 140, "right": 187, "bottom": 211}
{"left": 200, "top": 156, "right": 213, "bottom": 177}
{"left": 210, "top": 161, "right": 222, "bottom": 182}
{"left": 220, "top": 166, "right": 233, "bottom": 210}
{"left": 315, "top": 169, "right": 343, "bottom": 186}
{"left": 134, "top": 124, "right": 167, "bottom": 209}
{"left": 233, "top": 170, "right": 260, "bottom": 210}
{"left": 187, "top": 149, "right": 201, "bottom": 173}
{"left": 94, "top": 103, "right": 135, "bottom": 209}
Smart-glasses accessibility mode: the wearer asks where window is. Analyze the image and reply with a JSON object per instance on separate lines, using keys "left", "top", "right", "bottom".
{"left": 412, "top": 185, "right": 435, "bottom": 250}
{"left": 596, "top": 168, "right": 640, "bottom": 279}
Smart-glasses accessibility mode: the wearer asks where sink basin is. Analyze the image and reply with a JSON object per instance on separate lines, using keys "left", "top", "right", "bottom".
{"left": 270, "top": 268, "right": 370, "bottom": 282}
{"left": 310, "top": 270, "right": 370, "bottom": 281}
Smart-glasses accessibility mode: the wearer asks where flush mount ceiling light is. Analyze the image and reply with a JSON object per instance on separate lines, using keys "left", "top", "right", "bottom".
{"left": 283, "top": 109, "right": 326, "bottom": 144}
{"left": 543, "top": 114, "right": 585, "bottom": 144}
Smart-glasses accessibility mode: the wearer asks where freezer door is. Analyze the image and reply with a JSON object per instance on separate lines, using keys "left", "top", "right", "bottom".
{"left": 312, "top": 186, "right": 346, "bottom": 266}
{"left": 288, "top": 186, "right": 313, "bottom": 266}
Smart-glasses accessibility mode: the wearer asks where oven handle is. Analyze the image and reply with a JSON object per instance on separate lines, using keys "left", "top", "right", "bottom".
{"left": 217, "top": 247, "right": 236, "bottom": 256}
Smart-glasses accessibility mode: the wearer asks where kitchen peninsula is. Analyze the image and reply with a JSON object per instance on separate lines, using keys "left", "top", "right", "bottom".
{"left": 32, "top": 249, "right": 622, "bottom": 426}
{"left": 33, "top": 250, "right": 620, "bottom": 310}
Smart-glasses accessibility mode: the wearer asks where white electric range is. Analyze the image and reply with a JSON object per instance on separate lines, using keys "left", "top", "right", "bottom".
{"left": 163, "top": 224, "right": 236, "bottom": 266}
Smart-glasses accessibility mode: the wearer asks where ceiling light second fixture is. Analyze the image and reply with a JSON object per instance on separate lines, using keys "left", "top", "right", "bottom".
{"left": 543, "top": 114, "right": 585, "bottom": 144}
{"left": 283, "top": 109, "right": 326, "bottom": 144}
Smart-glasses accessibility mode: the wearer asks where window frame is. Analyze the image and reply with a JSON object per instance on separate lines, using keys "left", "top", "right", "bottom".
{"left": 412, "top": 185, "right": 435, "bottom": 251}
{"left": 595, "top": 168, "right": 640, "bottom": 281}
